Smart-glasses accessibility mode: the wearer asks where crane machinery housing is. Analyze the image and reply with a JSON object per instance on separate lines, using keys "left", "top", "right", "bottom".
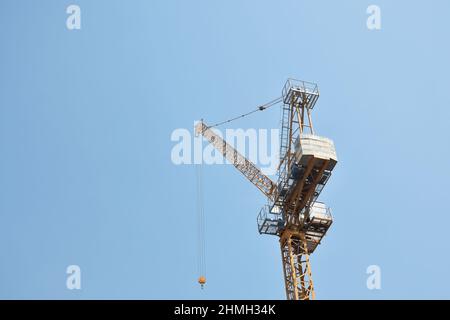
{"left": 195, "top": 78, "right": 338, "bottom": 300}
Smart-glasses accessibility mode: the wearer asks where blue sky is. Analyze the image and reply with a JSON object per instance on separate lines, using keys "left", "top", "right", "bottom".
{"left": 1, "top": 0, "right": 450, "bottom": 299}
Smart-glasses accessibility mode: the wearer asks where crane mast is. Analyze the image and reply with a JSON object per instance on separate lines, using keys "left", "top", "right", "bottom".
{"left": 196, "top": 79, "right": 337, "bottom": 300}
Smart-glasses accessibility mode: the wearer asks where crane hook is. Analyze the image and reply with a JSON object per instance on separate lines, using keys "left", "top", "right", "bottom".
{"left": 198, "top": 276, "right": 206, "bottom": 289}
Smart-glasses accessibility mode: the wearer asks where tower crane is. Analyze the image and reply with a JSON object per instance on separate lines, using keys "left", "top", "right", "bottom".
{"left": 195, "top": 79, "right": 338, "bottom": 300}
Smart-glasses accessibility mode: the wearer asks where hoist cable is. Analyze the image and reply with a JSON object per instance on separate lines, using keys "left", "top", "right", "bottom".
{"left": 206, "top": 96, "right": 282, "bottom": 130}
{"left": 195, "top": 163, "right": 206, "bottom": 288}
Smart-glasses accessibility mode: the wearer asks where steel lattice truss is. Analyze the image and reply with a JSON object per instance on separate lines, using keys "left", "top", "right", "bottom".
{"left": 195, "top": 122, "right": 276, "bottom": 200}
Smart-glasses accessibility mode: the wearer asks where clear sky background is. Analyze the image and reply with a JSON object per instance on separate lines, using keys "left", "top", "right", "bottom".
{"left": 1, "top": 0, "right": 449, "bottom": 299}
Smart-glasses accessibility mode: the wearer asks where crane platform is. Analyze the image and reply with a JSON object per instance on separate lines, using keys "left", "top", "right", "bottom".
{"left": 257, "top": 133, "right": 337, "bottom": 252}
{"left": 282, "top": 78, "right": 320, "bottom": 108}
{"left": 257, "top": 202, "right": 332, "bottom": 254}
{"left": 276, "top": 134, "right": 337, "bottom": 219}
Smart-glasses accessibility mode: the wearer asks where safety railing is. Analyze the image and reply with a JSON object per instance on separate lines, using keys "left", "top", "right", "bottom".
{"left": 282, "top": 78, "right": 319, "bottom": 105}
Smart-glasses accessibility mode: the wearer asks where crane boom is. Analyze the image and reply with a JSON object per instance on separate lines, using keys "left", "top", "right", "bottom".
{"left": 195, "top": 121, "right": 276, "bottom": 200}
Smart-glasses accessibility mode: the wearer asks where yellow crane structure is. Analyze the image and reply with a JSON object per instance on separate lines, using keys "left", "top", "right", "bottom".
{"left": 195, "top": 79, "right": 338, "bottom": 300}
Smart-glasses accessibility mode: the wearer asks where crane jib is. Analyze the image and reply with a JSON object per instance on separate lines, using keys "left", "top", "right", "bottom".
{"left": 195, "top": 122, "right": 276, "bottom": 200}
